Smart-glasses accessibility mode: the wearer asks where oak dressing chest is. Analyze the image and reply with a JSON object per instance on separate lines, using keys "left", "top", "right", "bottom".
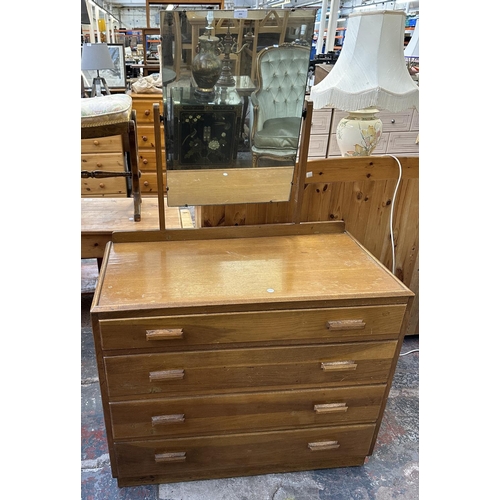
{"left": 91, "top": 222, "right": 413, "bottom": 486}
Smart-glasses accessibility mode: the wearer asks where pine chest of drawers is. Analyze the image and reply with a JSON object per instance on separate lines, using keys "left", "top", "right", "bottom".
{"left": 81, "top": 134, "right": 128, "bottom": 197}
{"left": 131, "top": 93, "right": 166, "bottom": 195}
{"left": 91, "top": 222, "right": 413, "bottom": 487}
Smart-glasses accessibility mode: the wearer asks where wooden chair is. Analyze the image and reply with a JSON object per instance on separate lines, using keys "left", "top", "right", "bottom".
{"left": 81, "top": 94, "right": 142, "bottom": 221}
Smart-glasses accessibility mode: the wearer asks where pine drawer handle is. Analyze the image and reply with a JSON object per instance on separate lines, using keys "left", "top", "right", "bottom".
{"left": 149, "top": 369, "right": 184, "bottom": 381}
{"left": 321, "top": 361, "right": 357, "bottom": 371}
{"left": 152, "top": 414, "right": 185, "bottom": 426}
{"left": 146, "top": 329, "right": 184, "bottom": 340}
{"left": 155, "top": 451, "right": 186, "bottom": 463}
{"left": 326, "top": 319, "right": 365, "bottom": 331}
{"left": 308, "top": 441, "right": 340, "bottom": 451}
{"left": 314, "top": 403, "right": 348, "bottom": 414}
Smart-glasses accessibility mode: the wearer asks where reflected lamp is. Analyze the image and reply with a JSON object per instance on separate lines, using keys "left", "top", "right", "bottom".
{"left": 404, "top": 18, "right": 419, "bottom": 81}
{"left": 81, "top": 43, "right": 114, "bottom": 97}
{"left": 310, "top": 10, "right": 419, "bottom": 157}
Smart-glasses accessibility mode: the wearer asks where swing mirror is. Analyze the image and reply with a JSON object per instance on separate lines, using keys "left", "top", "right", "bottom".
{"left": 159, "top": 8, "right": 317, "bottom": 207}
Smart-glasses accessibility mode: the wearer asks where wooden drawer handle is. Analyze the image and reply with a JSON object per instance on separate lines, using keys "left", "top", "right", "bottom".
{"left": 145, "top": 109, "right": 151, "bottom": 116}
{"left": 321, "top": 361, "right": 357, "bottom": 371}
{"left": 149, "top": 369, "right": 184, "bottom": 381}
{"left": 99, "top": 183, "right": 105, "bottom": 188}
{"left": 308, "top": 441, "right": 340, "bottom": 451}
{"left": 142, "top": 135, "right": 148, "bottom": 141}
{"left": 326, "top": 319, "right": 365, "bottom": 331}
{"left": 143, "top": 181, "right": 149, "bottom": 187}
{"left": 155, "top": 451, "right": 186, "bottom": 463}
{"left": 142, "top": 158, "right": 148, "bottom": 164}
{"left": 93, "top": 140, "right": 99, "bottom": 146}
{"left": 314, "top": 403, "right": 348, "bottom": 414}
{"left": 152, "top": 414, "right": 185, "bottom": 426}
{"left": 146, "top": 328, "right": 184, "bottom": 341}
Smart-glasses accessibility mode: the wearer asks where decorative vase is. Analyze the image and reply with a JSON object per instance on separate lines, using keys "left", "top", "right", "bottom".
{"left": 336, "top": 108, "right": 383, "bottom": 157}
{"left": 191, "top": 36, "right": 222, "bottom": 97}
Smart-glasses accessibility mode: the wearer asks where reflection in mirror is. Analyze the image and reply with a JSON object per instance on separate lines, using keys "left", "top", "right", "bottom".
{"left": 160, "top": 9, "right": 317, "bottom": 207}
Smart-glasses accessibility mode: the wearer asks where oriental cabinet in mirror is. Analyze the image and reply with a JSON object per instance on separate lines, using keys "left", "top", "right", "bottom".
{"left": 160, "top": 8, "right": 317, "bottom": 207}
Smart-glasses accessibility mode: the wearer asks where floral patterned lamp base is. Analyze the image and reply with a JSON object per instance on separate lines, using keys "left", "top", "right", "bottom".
{"left": 336, "top": 108, "right": 382, "bottom": 156}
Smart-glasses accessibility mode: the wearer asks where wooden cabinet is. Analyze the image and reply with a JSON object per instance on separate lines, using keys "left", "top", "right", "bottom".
{"left": 91, "top": 223, "right": 413, "bottom": 487}
{"left": 131, "top": 93, "right": 166, "bottom": 195}
{"left": 81, "top": 135, "right": 128, "bottom": 197}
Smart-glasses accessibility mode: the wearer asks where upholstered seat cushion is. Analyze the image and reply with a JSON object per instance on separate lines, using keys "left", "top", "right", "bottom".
{"left": 253, "top": 117, "right": 302, "bottom": 150}
{"left": 81, "top": 94, "right": 132, "bottom": 128}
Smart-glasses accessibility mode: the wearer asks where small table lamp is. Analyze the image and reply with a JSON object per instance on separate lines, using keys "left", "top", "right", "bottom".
{"left": 81, "top": 43, "right": 114, "bottom": 97}
{"left": 310, "top": 10, "right": 419, "bottom": 157}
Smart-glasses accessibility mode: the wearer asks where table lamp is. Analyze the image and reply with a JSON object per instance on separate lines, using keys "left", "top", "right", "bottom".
{"left": 310, "top": 10, "right": 419, "bottom": 157}
{"left": 81, "top": 43, "right": 114, "bottom": 97}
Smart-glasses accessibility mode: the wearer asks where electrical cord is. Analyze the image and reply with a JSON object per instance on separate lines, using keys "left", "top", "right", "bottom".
{"left": 385, "top": 154, "right": 403, "bottom": 275}
{"left": 400, "top": 349, "right": 419, "bottom": 356}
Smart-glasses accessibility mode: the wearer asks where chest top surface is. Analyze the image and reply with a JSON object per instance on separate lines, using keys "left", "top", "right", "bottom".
{"left": 92, "top": 231, "right": 412, "bottom": 315}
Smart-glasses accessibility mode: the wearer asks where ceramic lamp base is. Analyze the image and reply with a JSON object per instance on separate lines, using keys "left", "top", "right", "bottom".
{"left": 336, "top": 108, "right": 382, "bottom": 156}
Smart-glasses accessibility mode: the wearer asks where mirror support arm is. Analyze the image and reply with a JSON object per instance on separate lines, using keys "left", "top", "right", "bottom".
{"left": 292, "top": 100, "right": 314, "bottom": 224}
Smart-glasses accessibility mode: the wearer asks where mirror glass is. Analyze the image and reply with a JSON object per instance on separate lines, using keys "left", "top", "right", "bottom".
{"left": 160, "top": 8, "right": 317, "bottom": 207}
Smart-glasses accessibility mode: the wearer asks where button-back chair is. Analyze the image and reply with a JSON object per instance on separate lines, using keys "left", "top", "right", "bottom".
{"left": 249, "top": 43, "right": 310, "bottom": 168}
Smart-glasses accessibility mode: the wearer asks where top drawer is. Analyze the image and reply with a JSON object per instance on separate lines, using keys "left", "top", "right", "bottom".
{"left": 81, "top": 134, "right": 123, "bottom": 153}
{"left": 310, "top": 109, "right": 332, "bottom": 135}
{"left": 377, "top": 110, "right": 414, "bottom": 132}
{"left": 133, "top": 97, "right": 163, "bottom": 124}
{"left": 98, "top": 304, "right": 406, "bottom": 351}
{"left": 332, "top": 109, "right": 413, "bottom": 132}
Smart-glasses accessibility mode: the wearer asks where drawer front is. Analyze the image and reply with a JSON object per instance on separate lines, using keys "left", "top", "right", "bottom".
{"left": 133, "top": 98, "right": 162, "bottom": 124}
{"left": 81, "top": 135, "right": 122, "bottom": 153}
{"left": 311, "top": 110, "right": 332, "bottom": 134}
{"left": 138, "top": 150, "right": 166, "bottom": 172}
{"left": 137, "top": 124, "right": 165, "bottom": 150}
{"left": 81, "top": 152, "right": 125, "bottom": 171}
{"left": 81, "top": 176, "right": 128, "bottom": 196}
{"left": 377, "top": 110, "right": 413, "bottom": 131}
{"left": 110, "top": 385, "right": 386, "bottom": 439}
{"left": 332, "top": 110, "right": 412, "bottom": 132}
{"left": 307, "top": 134, "right": 329, "bottom": 157}
{"left": 98, "top": 305, "right": 407, "bottom": 351}
{"left": 139, "top": 172, "right": 166, "bottom": 194}
{"left": 329, "top": 133, "right": 388, "bottom": 156}
{"left": 114, "top": 424, "right": 376, "bottom": 478}
{"left": 387, "top": 132, "right": 419, "bottom": 153}
{"left": 104, "top": 341, "right": 397, "bottom": 398}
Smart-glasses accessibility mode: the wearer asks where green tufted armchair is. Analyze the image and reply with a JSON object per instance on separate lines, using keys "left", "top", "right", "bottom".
{"left": 249, "top": 44, "right": 310, "bottom": 168}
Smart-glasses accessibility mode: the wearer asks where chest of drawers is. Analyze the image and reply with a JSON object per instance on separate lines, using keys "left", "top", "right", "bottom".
{"left": 81, "top": 134, "right": 128, "bottom": 196}
{"left": 91, "top": 222, "right": 413, "bottom": 487}
{"left": 131, "top": 93, "right": 166, "bottom": 195}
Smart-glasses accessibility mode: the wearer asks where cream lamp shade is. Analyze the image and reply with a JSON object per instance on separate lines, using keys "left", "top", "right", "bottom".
{"left": 309, "top": 10, "right": 419, "bottom": 156}
{"left": 81, "top": 43, "right": 114, "bottom": 97}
